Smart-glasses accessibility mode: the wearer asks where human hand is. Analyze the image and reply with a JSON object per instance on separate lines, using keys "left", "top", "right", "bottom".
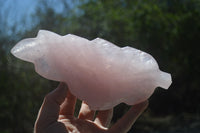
{"left": 34, "top": 83, "right": 148, "bottom": 133}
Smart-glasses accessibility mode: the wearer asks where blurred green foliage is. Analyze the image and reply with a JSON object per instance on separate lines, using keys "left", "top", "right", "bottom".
{"left": 0, "top": 0, "right": 200, "bottom": 132}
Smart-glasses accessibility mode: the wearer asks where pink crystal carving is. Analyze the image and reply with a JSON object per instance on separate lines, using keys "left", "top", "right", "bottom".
{"left": 11, "top": 30, "right": 172, "bottom": 110}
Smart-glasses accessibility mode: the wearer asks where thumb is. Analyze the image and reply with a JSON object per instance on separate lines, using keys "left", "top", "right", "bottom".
{"left": 109, "top": 100, "right": 148, "bottom": 133}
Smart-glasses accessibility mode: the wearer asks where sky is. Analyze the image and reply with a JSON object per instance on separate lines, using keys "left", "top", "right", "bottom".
{"left": 2, "top": 0, "right": 37, "bottom": 25}
{"left": 1, "top": 0, "right": 74, "bottom": 34}
{"left": 1, "top": 0, "right": 37, "bottom": 34}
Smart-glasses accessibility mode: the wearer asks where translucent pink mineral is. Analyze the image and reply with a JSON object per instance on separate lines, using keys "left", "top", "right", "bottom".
{"left": 11, "top": 30, "right": 172, "bottom": 110}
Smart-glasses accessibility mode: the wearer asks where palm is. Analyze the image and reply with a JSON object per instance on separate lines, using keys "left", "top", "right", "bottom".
{"left": 58, "top": 116, "right": 108, "bottom": 133}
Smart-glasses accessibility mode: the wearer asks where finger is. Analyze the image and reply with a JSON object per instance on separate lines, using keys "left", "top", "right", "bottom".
{"left": 109, "top": 100, "right": 148, "bottom": 133}
{"left": 94, "top": 109, "right": 113, "bottom": 128}
{"left": 78, "top": 101, "right": 95, "bottom": 121}
{"left": 59, "top": 88, "right": 77, "bottom": 118}
{"left": 35, "top": 82, "right": 67, "bottom": 129}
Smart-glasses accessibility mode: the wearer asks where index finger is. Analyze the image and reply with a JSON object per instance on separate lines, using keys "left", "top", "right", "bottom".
{"left": 35, "top": 83, "right": 68, "bottom": 129}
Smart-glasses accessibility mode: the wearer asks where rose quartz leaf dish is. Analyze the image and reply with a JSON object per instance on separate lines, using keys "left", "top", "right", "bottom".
{"left": 11, "top": 30, "right": 172, "bottom": 110}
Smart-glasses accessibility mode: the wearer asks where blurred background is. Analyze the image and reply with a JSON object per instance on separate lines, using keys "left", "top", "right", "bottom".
{"left": 0, "top": 0, "right": 200, "bottom": 133}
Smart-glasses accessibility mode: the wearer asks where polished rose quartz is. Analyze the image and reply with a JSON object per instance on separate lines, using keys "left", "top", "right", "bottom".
{"left": 11, "top": 30, "right": 172, "bottom": 110}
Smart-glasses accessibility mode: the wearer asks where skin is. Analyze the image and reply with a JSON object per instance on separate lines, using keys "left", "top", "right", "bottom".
{"left": 34, "top": 83, "right": 148, "bottom": 133}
